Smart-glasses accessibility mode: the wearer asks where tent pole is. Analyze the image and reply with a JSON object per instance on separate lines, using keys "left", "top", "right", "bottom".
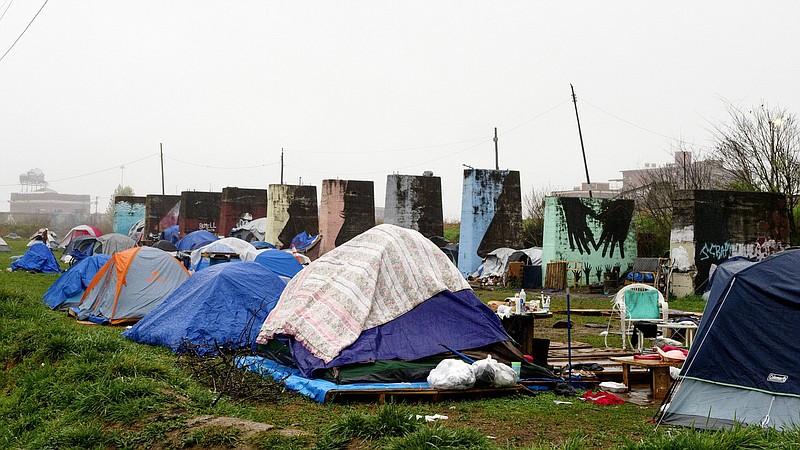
{"left": 566, "top": 287, "right": 572, "bottom": 382}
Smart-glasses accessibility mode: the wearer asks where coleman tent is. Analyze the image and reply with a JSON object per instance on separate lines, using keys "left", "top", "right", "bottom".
{"left": 231, "top": 217, "right": 266, "bottom": 242}
{"left": 255, "top": 224, "right": 557, "bottom": 384}
{"left": 123, "top": 262, "right": 286, "bottom": 355}
{"left": 73, "top": 246, "right": 190, "bottom": 325}
{"left": 660, "top": 249, "right": 800, "bottom": 430}
{"left": 42, "top": 254, "right": 111, "bottom": 310}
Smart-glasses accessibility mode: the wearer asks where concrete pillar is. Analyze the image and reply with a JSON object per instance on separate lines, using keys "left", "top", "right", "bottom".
{"left": 145, "top": 194, "right": 181, "bottom": 240}
{"left": 113, "top": 196, "right": 146, "bottom": 235}
{"left": 458, "top": 169, "right": 524, "bottom": 277}
{"left": 265, "top": 184, "right": 318, "bottom": 248}
{"left": 218, "top": 187, "right": 268, "bottom": 238}
{"left": 383, "top": 174, "right": 444, "bottom": 238}
{"left": 179, "top": 191, "right": 222, "bottom": 237}
{"left": 319, "top": 179, "right": 375, "bottom": 254}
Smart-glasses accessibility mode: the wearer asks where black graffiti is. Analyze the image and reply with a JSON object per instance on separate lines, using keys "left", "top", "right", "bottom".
{"left": 593, "top": 200, "right": 634, "bottom": 258}
{"left": 559, "top": 197, "right": 597, "bottom": 255}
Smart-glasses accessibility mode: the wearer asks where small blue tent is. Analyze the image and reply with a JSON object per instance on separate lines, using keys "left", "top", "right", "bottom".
{"left": 662, "top": 249, "right": 800, "bottom": 429}
{"left": 253, "top": 249, "right": 303, "bottom": 279}
{"left": 123, "top": 262, "right": 286, "bottom": 355}
{"left": 159, "top": 225, "right": 180, "bottom": 245}
{"left": 177, "top": 230, "right": 218, "bottom": 251}
{"left": 42, "top": 254, "right": 111, "bottom": 310}
{"left": 11, "top": 242, "right": 61, "bottom": 274}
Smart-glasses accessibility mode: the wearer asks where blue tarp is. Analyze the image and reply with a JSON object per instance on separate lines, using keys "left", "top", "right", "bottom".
{"left": 177, "top": 230, "right": 218, "bottom": 252}
{"left": 237, "top": 356, "right": 429, "bottom": 403}
{"left": 683, "top": 249, "right": 800, "bottom": 396}
{"left": 123, "top": 261, "right": 286, "bottom": 355}
{"left": 160, "top": 225, "right": 180, "bottom": 245}
{"left": 287, "top": 289, "right": 511, "bottom": 378}
{"left": 291, "top": 231, "right": 318, "bottom": 251}
{"left": 251, "top": 241, "right": 276, "bottom": 250}
{"left": 11, "top": 243, "right": 61, "bottom": 274}
{"left": 42, "top": 254, "right": 111, "bottom": 310}
{"left": 253, "top": 249, "right": 303, "bottom": 279}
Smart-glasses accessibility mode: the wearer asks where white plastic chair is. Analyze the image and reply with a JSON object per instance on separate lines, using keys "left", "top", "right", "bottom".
{"left": 612, "top": 283, "right": 668, "bottom": 351}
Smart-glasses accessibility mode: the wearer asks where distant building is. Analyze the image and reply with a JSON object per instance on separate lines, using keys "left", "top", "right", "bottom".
{"left": 10, "top": 188, "right": 91, "bottom": 215}
{"left": 551, "top": 182, "right": 621, "bottom": 199}
{"left": 619, "top": 151, "right": 730, "bottom": 192}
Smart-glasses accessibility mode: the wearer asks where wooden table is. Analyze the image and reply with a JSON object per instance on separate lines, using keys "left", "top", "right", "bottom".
{"left": 610, "top": 356, "right": 683, "bottom": 401}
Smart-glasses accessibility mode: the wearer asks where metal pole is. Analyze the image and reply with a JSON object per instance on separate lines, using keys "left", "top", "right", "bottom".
{"left": 571, "top": 84, "right": 592, "bottom": 198}
{"left": 494, "top": 127, "right": 499, "bottom": 170}
{"left": 160, "top": 143, "right": 165, "bottom": 195}
{"left": 280, "top": 148, "right": 284, "bottom": 185}
{"left": 566, "top": 287, "right": 573, "bottom": 382}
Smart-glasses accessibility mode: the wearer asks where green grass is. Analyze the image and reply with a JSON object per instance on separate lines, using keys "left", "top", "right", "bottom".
{"left": 0, "top": 236, "right": 795, "bottom": 449}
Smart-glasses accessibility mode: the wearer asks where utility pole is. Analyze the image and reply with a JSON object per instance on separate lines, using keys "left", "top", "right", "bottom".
{"left": 160, "top": 143, "right": 165, "bottom": 195}
{"left": 280, "top": 148, "right": 284, "bottom": 185}
{"left": 494, "top": 127, "right": 499, "bottom": 170}
{"left": 571, "top": 84, "right": 593, "bottom": 198}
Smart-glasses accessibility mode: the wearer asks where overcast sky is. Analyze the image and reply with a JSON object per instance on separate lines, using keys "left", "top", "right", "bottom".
{"left": 2, "top": 1, "right": 799, "bottom": 219}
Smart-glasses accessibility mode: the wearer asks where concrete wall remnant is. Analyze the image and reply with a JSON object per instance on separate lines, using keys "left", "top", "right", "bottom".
{"left": 383, "top": 174, "right": 444, "bottom": 239}
{"left": 319, "top": 179, "right": 375, "bottom": 254}
{"left": 670, "top": 190, "right": 790, "bottom": 296}
{"left": 541, "top": 196, "right": 637, "bottom": 284}
{"left": 458, "top": 169, "right": 524, "bottom": 277}
{"left": 113, "top": 196, "right": 146, "bottom": 236}
{"left": 265, "top": 184, "right": 319, "bottom": 248}
{"left": 179, "top": 191, "right": 222, "bottom": 237}
{"left": 218, "top": 187, "right": 268, "bottom": 238}
{"left": 144, "top": 195, "right": 181, "bottom": 240}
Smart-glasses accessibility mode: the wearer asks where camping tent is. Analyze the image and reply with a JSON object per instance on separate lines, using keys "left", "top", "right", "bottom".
{"left": 61, "top": 235, "right": 100, "bottom": 263}
{"left": 177, "top": 230, "right": 218, "bottom": 252}
{"left": 473, "top": 247, "right": 543, "bottom": 279}
{"left": 660, "top": 249, "right": 800, "bottom": 430}
{"left": 188, "top": 237, "right": 256, "bottom": 271}
{"left": 58, "top": 225, "right": 102, "bottom": 248}
{"left": 231, "top": 218, "right": 266, "bottom": 242}
{"left": 27, "top": 229, "right": 58, "bottom": 249}
{"left": 123, "top": 262, "right": 287, "bottom": 355}
{"left": 11, "top": 242, "right": 61, "bottom": 273}
{"left": 152, "top": 239, "right": 179, "bottom": 253}
{"left": 159, "top": 225, "right": 179, "bottom": 245}
{"left": 42, "top": 254, "right": 111, "bottom": 310}
{"left": 701, "top": 256, "right": 756, "bottom": 301}
{"left": 256, "top": 224, "right": 554, "bottom": 383}
{"left": 128, "top": 218, "right": 145, "bottom": 243}
{"left": 74, "top": 246, "right": 190, "bottom": 325}
{"left": 248, "top": 248, "right": 304, "bottom": 279}
{"left": 97, "top": 233, "right": 137, "bottom": 255}
{"left": 0, "top": 237, "right": 9, "bottom": 252}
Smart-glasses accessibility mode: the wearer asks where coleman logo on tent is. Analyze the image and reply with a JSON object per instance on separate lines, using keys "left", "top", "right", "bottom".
{"left": 146, "top": 270, "right": 168, "bottom": 283}
{"left": 767, "top": 373, "right": 788, "bottom": 383}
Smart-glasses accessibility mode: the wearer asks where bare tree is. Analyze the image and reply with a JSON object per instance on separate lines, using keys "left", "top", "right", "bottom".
{"left": 621, "top": 146, "right": 726, "bottom": 255}
{"left": 713, "top": 101, "right": 800, "bottom": 240}
{"left": 522, "top": 184, "right": 556, "bottom": 247}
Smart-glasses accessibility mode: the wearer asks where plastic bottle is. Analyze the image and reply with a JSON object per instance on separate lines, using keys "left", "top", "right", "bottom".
{"left": 519, "top": 289, "right": 526, "bottom": 309}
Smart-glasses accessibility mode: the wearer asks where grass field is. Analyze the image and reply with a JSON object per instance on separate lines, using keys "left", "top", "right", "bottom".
{"left": 0, "top": 238, "right": 794, "bottom": 449}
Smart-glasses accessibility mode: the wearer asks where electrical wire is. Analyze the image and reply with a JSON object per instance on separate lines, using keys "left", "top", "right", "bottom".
{"left": 0, "top": 0, "right": 48, "bottom": 64}
{"left": 0, "top": 153, "right": 158, "bottom": 187}
{"left": 164, "top": 155, "right": 280, "bottom": 170}
{"left": 0, "top": 0, "right": 15, "bottom": 25}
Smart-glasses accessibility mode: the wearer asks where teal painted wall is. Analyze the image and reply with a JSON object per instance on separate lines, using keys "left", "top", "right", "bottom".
{"left": 542, "top": 197, "right": 636, "bottom": 284}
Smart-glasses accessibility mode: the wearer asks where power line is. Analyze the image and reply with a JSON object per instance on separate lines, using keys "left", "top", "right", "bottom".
{"left": 164, "top": 155, "right": 280, "bottom": 170}
{"left": 0, "top": 153, "right": 158, "bottom": 187}
{"left": 0, "top": 0, "right": 48, "bottom": 65}
{"left": 0, "top": 0, "right": 16, "bottom": 26}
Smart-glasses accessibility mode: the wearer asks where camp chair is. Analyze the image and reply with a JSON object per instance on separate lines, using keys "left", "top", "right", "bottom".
{"left": 612, "top": 283, "right": 668, "bottom": 351}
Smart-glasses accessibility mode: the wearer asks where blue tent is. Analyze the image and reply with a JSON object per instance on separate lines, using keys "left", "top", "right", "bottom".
{"left": 123, "top": 262, "right": 286, "bottom": 355}
{"left": 662, "top": 249, "right": 800, "bottom": 429}
{"left": 291, "top": 231, "right": 319, "bottom": 251}
{"left": 176, "top": 230, "right": 218, "bottom": 252}
{"left": 42, "top": 254, "right": 111, "bottom": 310}
{"left": 11, "top": 242, "right": 61, "bottom": 274}
{"left": 253, "top": 249, "right": 303, "bottom": 279}
{"left": 159, "top": 225, "right": 180, "bottom": 245}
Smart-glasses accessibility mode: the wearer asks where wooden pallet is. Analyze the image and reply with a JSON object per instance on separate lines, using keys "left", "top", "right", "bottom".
{"left": 324, "top": 385, "right": 533, "bottom": 404}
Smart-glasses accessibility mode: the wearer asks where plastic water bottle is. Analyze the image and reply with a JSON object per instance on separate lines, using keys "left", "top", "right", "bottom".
{"left": 519, "top": 289, "right": 526, "bottom": 311}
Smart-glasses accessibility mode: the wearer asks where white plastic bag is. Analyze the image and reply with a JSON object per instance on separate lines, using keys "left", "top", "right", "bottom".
{"left": 471, "top": 355, "right": 518, "bottom": 387}
{"left": 427, "top": 359, "right": 476, "bottom": 390}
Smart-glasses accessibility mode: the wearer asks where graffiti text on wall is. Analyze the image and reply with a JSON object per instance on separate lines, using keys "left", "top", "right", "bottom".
{"left": 198, "top": 222, "right": 217, "bottom": 232}
{"left": 699, "top": 239, "right": 789, "bottom": 261}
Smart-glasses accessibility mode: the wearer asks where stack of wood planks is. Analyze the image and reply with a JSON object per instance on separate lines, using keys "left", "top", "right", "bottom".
{"left": 545, "top": 260, "right": 567, "bottom": 290}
